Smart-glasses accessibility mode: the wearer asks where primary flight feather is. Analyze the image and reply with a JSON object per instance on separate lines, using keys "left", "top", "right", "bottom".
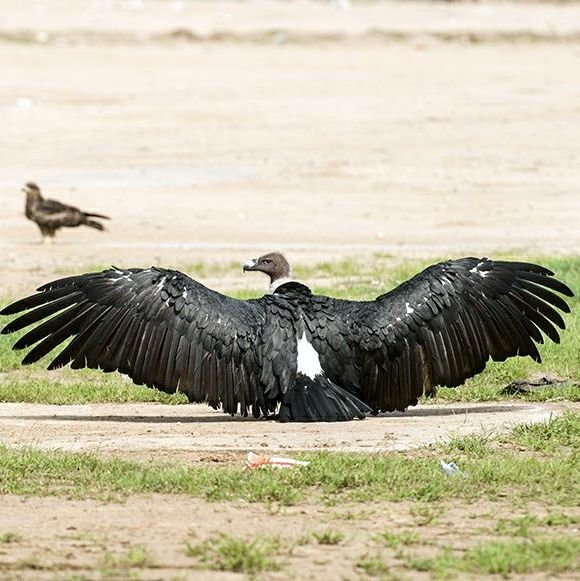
{"left": 1, "top": 253, "right": 573, "bottom": 421}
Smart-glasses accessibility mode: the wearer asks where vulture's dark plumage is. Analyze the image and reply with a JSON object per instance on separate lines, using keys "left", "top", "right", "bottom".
{"left": 23, "top": 182, "right": 110, "bottom": 243}
{"left": 0, "top": 252, "right": 574, "bottom": 422}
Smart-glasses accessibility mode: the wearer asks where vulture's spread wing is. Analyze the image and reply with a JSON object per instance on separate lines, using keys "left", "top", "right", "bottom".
{"left": 307, "top": 258, "right": 573, "bottom": 412}
{"left": 1, "top": 268, "right": 296, "bottom": 417}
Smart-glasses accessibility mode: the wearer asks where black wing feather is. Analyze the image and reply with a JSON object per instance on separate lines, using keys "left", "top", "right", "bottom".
{"left": 0, "top": 267, "right": 295, "bottom": 418}
{"left": 307, "top": 257, "right": 572, "bottom": 412}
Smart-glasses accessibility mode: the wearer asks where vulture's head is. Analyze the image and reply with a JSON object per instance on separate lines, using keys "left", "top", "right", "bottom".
{"left": 22, "top": 182, "right": 42, "bottom": 199}
{"left": 243, "top": 252, "right": 292, "bottom": 285}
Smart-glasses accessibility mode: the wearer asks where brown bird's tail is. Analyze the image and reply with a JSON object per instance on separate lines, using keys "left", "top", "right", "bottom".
{"left": 84, "top": 212, "right": 110, "bottom": 220}
{"left": 84, "top": 219, "right": 106, "bottom": 231}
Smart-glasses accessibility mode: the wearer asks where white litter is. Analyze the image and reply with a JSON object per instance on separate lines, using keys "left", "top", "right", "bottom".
{"left": 246, "top": 451, "right": 309, "bottom": 470}
{"left": 439, "top": 459, "right": 467, "bottom": 478}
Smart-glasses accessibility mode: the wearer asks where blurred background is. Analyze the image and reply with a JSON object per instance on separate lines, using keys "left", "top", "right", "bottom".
{"left": 1, "top": 0, "right": 579, "bottom": 292}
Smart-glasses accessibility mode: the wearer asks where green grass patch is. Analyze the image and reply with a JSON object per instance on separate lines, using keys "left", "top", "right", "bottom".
{"left": 409, "top": 503, "right": 445, "bottom": 526}
{"left": 0, "top": 412, "right": 578, "bottom": 504}
{"left": 441, "top": 410, "right": 580, "bottom": 456}
{"left": 0, "top": 531, "right": 22, "bottom": 543}
{"left": 0, "top": 370, "right": 188, "bottom": 405}
{"left": 311, "top": 529, "right": 345, "bottom": 545}
{"left": 495, "top": 512, "right": 580, "bottom": 537}
{"left": 185, "top": 534, "right": 285, "bottom": 574}
{"left": 356, "top": 553, "right": 394, "bottom": 578}
{"left": 99, "top": 546, "right": 155, "bottom": 578}
{"left": 373, "top": 530, "right": 420, "bottom": 549}
{"left": 101, "top": 545, "right": 154, "bottom": 568}
{"left": 331, "top": 508, "right": 375, "bottom": 521}
{"left": 508, "top": 410, "right": 580, "bottom": 452}
{"left": 407, "top": 537, "right": 580, "bottom": 579}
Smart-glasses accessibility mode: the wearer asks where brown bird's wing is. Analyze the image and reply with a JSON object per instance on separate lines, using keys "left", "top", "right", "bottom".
{"left": 33, "top": 198, "right": 85, "bottom": 228}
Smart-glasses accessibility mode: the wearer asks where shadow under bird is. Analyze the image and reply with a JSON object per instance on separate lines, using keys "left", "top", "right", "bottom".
{"left": 0, "top": 252, "right": 574, "bottom": 422}
{"left": 23, "top": 182, "right": 110, "bottom": 243}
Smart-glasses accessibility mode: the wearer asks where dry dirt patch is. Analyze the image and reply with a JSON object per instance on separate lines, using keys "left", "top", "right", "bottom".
{"left": 0, "top": 401, "right": 568, "bottom": 461}
{"left": 0, "top": 495, "right": 578, "bottom": 581}
{"left": 2, "top": 7, "right": 580, "bottom": 298}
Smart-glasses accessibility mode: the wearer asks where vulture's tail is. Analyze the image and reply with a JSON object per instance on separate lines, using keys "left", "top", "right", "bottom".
{"left": 279, "top": 373, "right": 370, "bottom": 422}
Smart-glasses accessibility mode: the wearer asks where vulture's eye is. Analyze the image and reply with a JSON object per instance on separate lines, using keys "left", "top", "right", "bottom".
{"left": 262, "top": 259, "right": 272, "bottom": 265}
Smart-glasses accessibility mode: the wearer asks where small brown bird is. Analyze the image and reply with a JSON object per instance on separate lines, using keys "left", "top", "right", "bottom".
{"left": 23, "top": 182, "right": 110, "bottom": 243}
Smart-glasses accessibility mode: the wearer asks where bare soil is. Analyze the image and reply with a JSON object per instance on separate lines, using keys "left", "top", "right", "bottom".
{"left": 0, "top": 401, "right": 576, "bottom": 580}
{"left": 0, "top": 1, "right": 579, "bottom": 578}
{"left": 0, "top": 494, "right": 578, "bottom": 581}
{"left": 1, "top": 2, "right": 580, "bottom": 296}
{"left": 0, "top": 401, "right": 570, "bottom": 460}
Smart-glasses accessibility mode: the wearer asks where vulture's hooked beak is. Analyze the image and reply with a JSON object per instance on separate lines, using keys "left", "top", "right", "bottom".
{"left": 242, "top": 258, "right": 258, "bottom": 273}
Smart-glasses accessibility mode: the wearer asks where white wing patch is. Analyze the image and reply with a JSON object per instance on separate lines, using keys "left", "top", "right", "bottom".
{"left": 405, "top": 302, "right": 414, "bottom": 315}
{"left": 296, "top": 332, "right": 323, "bottom": 379}
{"left": 111, "top": 270, "right": 131, "bottom": 283}
{"left": 470, "top": 263, "right": 490, "bottom": 278}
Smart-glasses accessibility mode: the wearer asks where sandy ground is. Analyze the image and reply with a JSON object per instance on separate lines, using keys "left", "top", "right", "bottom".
{"left": 0, "top": 494, "right": 578, "bottom": 581}
{"left": 0, "top": 1, "right": 579, "bottom": 578}
{"left": 1, "top": 493, "right": 577, "bottom": 581}
{"left": 1, "top": 398, "right": 577, "bottom": 579}
{"left": 1, "top": 1, "right": 580, "bottom": 296}
{"left": 0, "top": 400, "right": 571, "bottom": 459}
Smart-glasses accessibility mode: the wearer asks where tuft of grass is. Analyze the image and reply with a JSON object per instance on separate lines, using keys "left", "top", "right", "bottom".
{"left": 356, "top": 553, "right": 393, "bottom": 577}
{"left": 373, "top": 529, "right": 420, "bottom": 549}
{"left": 185, "top": 534, "right": 284, "bottom": 574}
{"left": 495, "top": 512, "right": 580, "bottom": 537}
{"left": 495, "top": 515, "right": 539, "bottom": 538}
{"left": 543, "top": 512, "right": 580, "bottom": 526}
{"left": 0, "top": 531, "right": 23, "bottom": 543}
{"left": 409, "top": 503, "right": 445, "bottom": 526}
{"left": 101, "top": 546, "right": 154, "bottom": 569}
{"left": 332, "top": 508, "right": 375, "bottom": 521}
{"left": 442, "top": 410, "right": 580, "bottom": 458}
{"left": 407, "top": 537, "right": 580, "bottom": 578}
{"left": 312, "top": 529, "right": 345, "bottom": 545}
{"left": 441, "top": 430, "right": 495, "bottom": 458}
{"left": 98, "top": 546, "right": 154, "bottom": 578}
{"left": 508, "top": 410, "right": 580, "bottom": 452}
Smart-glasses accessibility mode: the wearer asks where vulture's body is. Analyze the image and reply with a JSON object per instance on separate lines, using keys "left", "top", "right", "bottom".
{"left": 23, "top": 183, "right": 110, "bottom": 243}
{"left": 1, "top": 253, "right": 573, "bottom": 422}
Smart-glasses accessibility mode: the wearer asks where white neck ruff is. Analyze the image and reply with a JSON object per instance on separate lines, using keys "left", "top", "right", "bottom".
{"left": 269, "top": 277, "right": 295, "bottom": 294}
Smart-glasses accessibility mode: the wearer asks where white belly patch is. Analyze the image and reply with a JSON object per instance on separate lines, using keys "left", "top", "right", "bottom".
{"left": 296, "top": 332, "right": 323, "bottom": 379}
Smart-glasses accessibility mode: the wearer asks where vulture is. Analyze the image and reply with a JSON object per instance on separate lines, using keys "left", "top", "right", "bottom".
{"left": 23, "top": 182, "right": 110, "bottom": 243}
{"left": 0, "top": 252, "right": 574, "bottom": 422}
